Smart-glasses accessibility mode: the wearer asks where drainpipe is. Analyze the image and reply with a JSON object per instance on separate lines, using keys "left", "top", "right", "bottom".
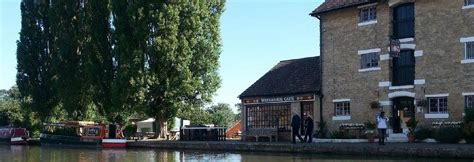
{"left": 316, "top": 15, "right": 324, "bottom": 124}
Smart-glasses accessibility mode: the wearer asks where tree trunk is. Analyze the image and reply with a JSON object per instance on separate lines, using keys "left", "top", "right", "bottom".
{"left": 157, "top": 118, "right": 167, "bottom": 139}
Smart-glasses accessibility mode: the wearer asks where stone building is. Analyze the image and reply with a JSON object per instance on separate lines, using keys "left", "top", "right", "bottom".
{"left": 239, "top": 56, "right": 321, "bottom": 141}
{"left": 310, "top": 0, "right": 474, "bottom": 137}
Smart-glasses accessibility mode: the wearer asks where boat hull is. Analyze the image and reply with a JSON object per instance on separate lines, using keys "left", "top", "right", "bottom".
{"left": 102, "top": 139, "right": 127, "bottom": 148}
{"left": 40, "top": 133, "right": 101, "bottom": 147}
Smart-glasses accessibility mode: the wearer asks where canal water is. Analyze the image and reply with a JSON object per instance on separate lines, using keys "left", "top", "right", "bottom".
{"left": 0, "top": 145, "right": 469, "bottom": 162}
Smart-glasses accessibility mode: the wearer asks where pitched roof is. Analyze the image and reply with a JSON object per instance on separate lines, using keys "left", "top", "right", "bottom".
{"left": 310, "top": 0, "right": 374, "bottom": 16}
{"left": 239, "top": 56, "right": 320, "bottom": 98}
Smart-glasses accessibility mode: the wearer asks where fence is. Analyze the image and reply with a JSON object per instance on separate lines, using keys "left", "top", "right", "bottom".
{"left": 180, "top": 127, "right": 226, "bottom": 141}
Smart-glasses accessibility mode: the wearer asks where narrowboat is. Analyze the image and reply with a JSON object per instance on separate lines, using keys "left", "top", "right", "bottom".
{"left": 0, "top": 127, "right": 29, "bottom": 145}
{"left": 40, "top": 121, "right": 126, "bottom": 148}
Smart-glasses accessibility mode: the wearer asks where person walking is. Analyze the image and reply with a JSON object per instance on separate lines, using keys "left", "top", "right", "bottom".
{"left": 376, "top": 111, "right": 389, "bottom": 145}
{"left": 291, "top": 113, "right": 304, "bottom": 144}
{"left": 304, "top": 115, "right": 314, "bottom": 143}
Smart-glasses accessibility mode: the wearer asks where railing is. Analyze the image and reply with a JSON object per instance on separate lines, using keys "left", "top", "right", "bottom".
{"left": 180, "top": 127, "right": 226, "bottom": 141}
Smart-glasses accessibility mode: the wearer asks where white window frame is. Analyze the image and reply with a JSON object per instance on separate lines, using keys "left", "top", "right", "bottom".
{"left": 464, "top": 41, "right": 474, "bottom": 59}
{"left": 427, "top": 97, "right": 448, "bottom": 114}
{"left": 466, "top": 95, "right": 474, "bottom": 109}
{"left": 358, "top": 4, "right": 377, "bottom": 26}
{"left": 464, "top": 0, "right": 474, "bottom": 8}
{"left": 334, "top": 101, "right": 351, "bottom": 117}
{"left": 360, "top": 52, "right": 379, "bottom": 69}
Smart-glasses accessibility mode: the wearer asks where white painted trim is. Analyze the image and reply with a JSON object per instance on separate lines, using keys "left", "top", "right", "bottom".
{"left": 358, "top": 67, "right": 381, "bottom": 72}
{"left": 358, "top": 48, "right": 381, "bottom": 55}
{"left": 461, "top": 59, "right": 474, "bottom": 64}
{"left": 357, "top": 2, "right": 378, "bottom": 9}
{"left": 10, "top": 137, "right": 23, "bottom": 142}
{"left": 414, "top": 50, "right": 423, "bottom": 57}
{"left": 414, "top": 79, "right": 425, "bottom": 85}
{"left": 332, "top": 116, "right": 351, "bottom": 121}
{"left": 389, "top": 85, "right": 414, "bottom": 90}
{"left": 425, "top": 93, "right": 449, "bottom": 97}
{"left": 379, "top": 101, "right": 392, "bottom": 106}
{"left": 380, "top": 54, "right": 390, "bottom": 60}
{"left": 462, "top": 92, "right": 474, "bottom": 96}
{"left": 460, "top": 36, "right": 474, "bottom": 43}
{"left": 388, "top": 91, "right": 415, "bottom": 98}
{"left": 333, "top": 99, "right": 350, "bottom": 102}
{"left": 399, "top": 38, "right": 414, "bottom": 43}
{"left": 358, "top": 20, "right": 377, "bottom": 26}
{"left": 400, "top": 44, "right": 416, "bottom": 50}
{"left": 378, "top": 81, "right": 391, "bottom": 87}
{"left": 102, "top": 139, "right": 127, "bottom": 143}
{"left": 424, "top": 113, "right": 449, "bottom": 119}
{"left": 462, "top": 5, "right": 474, "bottom": 9}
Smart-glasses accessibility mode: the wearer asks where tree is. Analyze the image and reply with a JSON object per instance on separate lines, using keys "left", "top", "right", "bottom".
{"left": 0, "top": 86, "right": 23, "bottom": 126}
{"left": 145, "top": 0, "right": 224, "bottom": 138}
{"left": 207, "top": 103, "right": 235, "bottom": 127}
{"left": 16, "top": 0, "right": 57, "bottom": 122}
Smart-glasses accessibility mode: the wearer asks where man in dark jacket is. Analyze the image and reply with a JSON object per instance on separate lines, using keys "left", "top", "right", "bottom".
{"left": 304, "top": 115, "right": 314, "bottom": 143}
{"left": 291, "top": 113, "right": 304, "bottom": 144}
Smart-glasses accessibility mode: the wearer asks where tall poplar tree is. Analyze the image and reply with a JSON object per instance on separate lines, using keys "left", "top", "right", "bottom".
{"left": 17, "top": 0, "right": 57, "bottom": 122}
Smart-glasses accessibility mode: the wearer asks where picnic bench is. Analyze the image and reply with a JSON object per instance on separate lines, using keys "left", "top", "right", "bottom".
{"left": 244, "top": 128, "right": 278, "bottom": 142}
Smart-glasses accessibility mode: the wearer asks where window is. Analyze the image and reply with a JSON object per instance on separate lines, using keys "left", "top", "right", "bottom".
{"left": 246, "top": 104, "right": 291, "bottom": 131}
{"left": 466, "top": 0, "right": 474, "bottom": 6}
{"left": 360, "top": 53, "right": 379, "bottom": 69}
{"left": 393, "top": 3, "right": 414, "bottom": 39}
{"left": 466, "top": 95, "right": 474, "bottom": 109}
{"left": 428, "top": 97, "right": 448, "bottom": 114}
{"left": 392, "top": 50, "right": 415, "bottom": 86}
{"left": 465, "top": 42, "right": 474, "bottom": 59}
{"left": 359, "top": 6, "right": 376, "bottom": 23}
{"left": 334, "top": 102, "right": 350, "bottom": 116}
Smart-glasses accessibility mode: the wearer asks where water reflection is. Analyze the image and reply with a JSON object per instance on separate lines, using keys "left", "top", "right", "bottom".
{"left": 0, "top": 145, "right": 470, "bottom": 162}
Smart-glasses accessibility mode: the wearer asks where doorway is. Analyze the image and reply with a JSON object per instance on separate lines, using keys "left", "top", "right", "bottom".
{"left": 392, "top": 97, "right": 414, "bottom": 133}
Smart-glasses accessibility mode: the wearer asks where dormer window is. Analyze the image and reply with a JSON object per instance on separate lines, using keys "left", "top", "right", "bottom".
{"left": 359, "top": 6, "right": 376, "bottom": 23}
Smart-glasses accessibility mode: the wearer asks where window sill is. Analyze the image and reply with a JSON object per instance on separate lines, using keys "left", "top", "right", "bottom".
{"left": 461, "top": 59, "right": 474, "bottom": 64}
{"left": 358, "top": 20, "right": 377, "bottom": 27}
{"left": 389, "top": 85, "right": 414, "bottom": 90}
{"left": 358, "top": 67, "right": 381, "bottom": 72}
{"left": 462, "top": 5, "right": 474, "bottom": 9}
{"left": 332, "top": 116, "right": 351, "bottom": 121}
{"left": 424, "top": 113, "right": 449, "bottom": 119}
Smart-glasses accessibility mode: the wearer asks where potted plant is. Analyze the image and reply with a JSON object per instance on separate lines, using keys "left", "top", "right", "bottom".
{"left": 406, "top": 117, "right": 418, "bottom": 143}
{"left": 370, "top": 101, "right": 380, "bottom": 109}
{"left": 364, "top": 121, "right": 376, "bottom": 143}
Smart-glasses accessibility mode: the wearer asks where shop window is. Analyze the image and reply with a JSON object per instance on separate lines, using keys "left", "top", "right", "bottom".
{"left": 466, "top": 95, "right": 474, "bottom": 109}
{"left": 428, "top": 97, "right": 448, "bottom": 114}
{"left": 334, "top": 101, "right": 350, "bottom": 116}
{"left": 465, "top": 42, "right": 474, "bottom": 60}
{"left": 359, "top": 6, "right": 376, "bottom": 23}
{"left": 246, "top": 104, "right": 291, "bottom": 131}
{"left": 360, "top": 52, "right": 379, "bottom": 69}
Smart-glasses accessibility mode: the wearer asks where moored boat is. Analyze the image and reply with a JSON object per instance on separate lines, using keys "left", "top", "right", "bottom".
{"left": 40, "top": 121, "right": 126, "bottom": 148}
{"left": 0, "top": 127, "right": 29, "bottom": 145}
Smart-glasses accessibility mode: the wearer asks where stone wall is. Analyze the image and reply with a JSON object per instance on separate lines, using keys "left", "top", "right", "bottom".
{"left": 318, "top": 0, "right": 474, "bottom": 133}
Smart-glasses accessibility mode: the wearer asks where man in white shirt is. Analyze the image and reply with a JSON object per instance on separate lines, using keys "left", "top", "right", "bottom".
{"left": 376, "top": 111, "right": 389, "bottom": 145}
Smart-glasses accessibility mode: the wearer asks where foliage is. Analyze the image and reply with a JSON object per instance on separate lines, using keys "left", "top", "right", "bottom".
{"left": 330, "top": 130, "right": 349, "bottom": 139}
{"left": 123, "top": 124, "right": 136, "bottom": 138}
{"left": 370, "top": 101, "right": 380, "bottom": 109}
{"left": 463, "top": 109, "right": 474, "bottom": 143}
{"left": 433, "top": 127, "right": 463, "bottom": 143}
{"left": 364, "top": 121, "right": 376, "bottom": 134}
{"left": 464, "top": 108, "right": 474, "bottom": 123}
{"left": 207, "top": 103, "right": 236, "bottom": 127}
{"left": 178, "top": 106, "right": 211, "bottom": 126}
{"left": 414, "top": 127, "right": 433, "bottom": 141}
{"left": 0, "top": 86, "right": 24, "bottom": 126}
{"left": 406, "top": 117, "right": 418, "bottom": 136}
{"left": 316, "top": 121, "right": 328, "bottom": 138}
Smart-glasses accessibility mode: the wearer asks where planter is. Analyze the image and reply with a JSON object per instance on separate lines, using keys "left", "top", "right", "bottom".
{"left": 367, "top": 134, "right": 375, "bottom": 143}
{"left": 407, "top": 134, "right": 415, "bottom": 143}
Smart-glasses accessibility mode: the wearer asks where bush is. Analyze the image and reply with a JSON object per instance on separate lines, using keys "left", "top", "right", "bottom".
{"left": 464, "top": 108, "right": 474, "bottom": 122}
{"left": 330, "top": 130, "right": 348, "bottom": 139}
{"left": 463, "top": 108, "right": 474, "bottom": 143}
{"left": 434, "top": 127, "right": 463, "bottom": 143}
{"left": 414, "top": 127, "right": 432, "bottom": 141}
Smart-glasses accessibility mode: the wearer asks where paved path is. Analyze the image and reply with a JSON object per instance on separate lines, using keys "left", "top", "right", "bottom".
{"left": 127, "top": 140, "right": 474, "bottom": 159}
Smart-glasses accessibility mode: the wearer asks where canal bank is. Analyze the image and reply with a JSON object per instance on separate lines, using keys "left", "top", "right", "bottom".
{"left": 127, "top": 140, "right": 474, "bottom": 159}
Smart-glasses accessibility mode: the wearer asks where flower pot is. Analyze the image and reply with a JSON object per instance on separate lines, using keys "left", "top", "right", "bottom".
{"left": 407, "top": 134, "right": 415, "bottom": 143}
{"left": 367, "top": 134, "right": 375, "bottom": 143}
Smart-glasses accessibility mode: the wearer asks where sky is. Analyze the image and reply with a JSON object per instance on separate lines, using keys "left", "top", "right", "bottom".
{"left": 0, "top": 0, "right": 323, "bottom": 111}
